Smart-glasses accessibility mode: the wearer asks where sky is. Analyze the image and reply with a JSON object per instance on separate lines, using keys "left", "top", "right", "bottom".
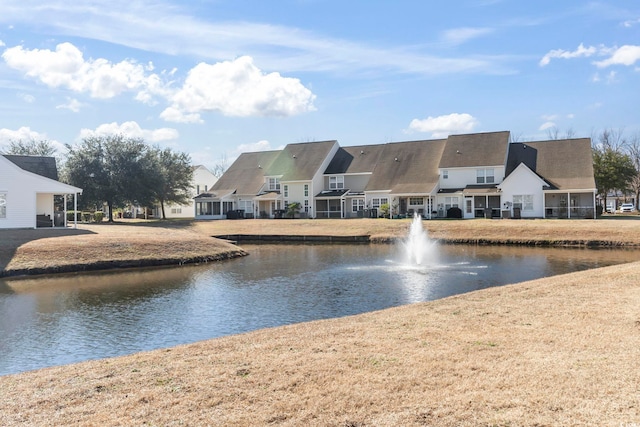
{"left": 0, "top": 0, "right": 639, "bottom": 169}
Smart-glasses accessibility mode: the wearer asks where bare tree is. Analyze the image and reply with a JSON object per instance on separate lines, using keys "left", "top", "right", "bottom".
{"left": 593, "top": 127, "right": 627, "bottom": 152}
{"left": 211, "top": 154, "right": 229, "bottom": 178}
{"left": 546, "top": 127, "right": 576, "bottom": 140}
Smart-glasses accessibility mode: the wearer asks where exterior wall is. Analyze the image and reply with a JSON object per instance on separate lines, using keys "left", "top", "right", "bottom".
{"left": 323, "top": 174, "right": 370, "bottom": 192}
{"left": 365, "top": 191, "right": 391, "bottom": 217}
{"left": 309, "top": 142, "right": 340, "bottom": 218}
{"left": 499, "top": 166, "right": 545, "bottom": 218}
{"left": 36, "top": 193, "right": 53, "bottom": 217}
{"left": 160, "top": 166, "right": 218, "bottom": 219}
{"left": 281, "top": 181, "right": 310, "bottom": 217}
{"left": 434, "top": 194, "right": 462, "bottom": 217}
{"left": 440, "top": 166, "right": 505, "bottom": 189}
{"left": 0, "top": 156, "right": 81, "bottom": 229}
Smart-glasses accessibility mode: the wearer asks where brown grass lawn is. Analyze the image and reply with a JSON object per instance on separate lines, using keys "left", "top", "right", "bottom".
{"left": 1, "top": 218, "right": 640, "bottom": 425}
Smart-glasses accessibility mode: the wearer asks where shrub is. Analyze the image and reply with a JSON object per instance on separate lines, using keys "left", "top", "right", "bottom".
{"left": 94, "top": 211, "right": 104, "bottom": 222}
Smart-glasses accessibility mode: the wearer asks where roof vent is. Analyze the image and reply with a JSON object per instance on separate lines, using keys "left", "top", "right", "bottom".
{"left": 394, "top": 157, "right": 399, "bottom": 162}
{"left": 360, "top": 150, "right": 365, "bottom": 154}
{"left": 456, "top": 150, "right": 461, "bottom": 154}
{"left": 293, "top": 155, "right": 297, "bottom": 159}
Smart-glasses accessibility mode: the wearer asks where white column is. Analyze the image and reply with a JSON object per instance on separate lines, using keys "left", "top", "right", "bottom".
{"left": 74, "top": 193, "right": 78, "bottom": 228}
{"left": 64, "top": 194, "right": 68, "bottom": 227}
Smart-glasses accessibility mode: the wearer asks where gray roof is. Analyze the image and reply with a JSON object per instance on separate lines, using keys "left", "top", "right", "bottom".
{"left": 439, "top": 131, "right": 510, "bottom": 168}
{"left": 324, "top": 144, "right": 386, "bottom": 174}
{"left": 210, "top": 150, "right": 280, "bottom": 195}
{"left": 269, "top": 140, "right": 338, "bottom": 181}
{"left": 3, "top": 155, "right": 58, "bottom": 180}
{"left": 366, "top": 139, "right": 447, "bottom": 194}
{"left": 508, "top": 138, "right": 595, "bottom": 190}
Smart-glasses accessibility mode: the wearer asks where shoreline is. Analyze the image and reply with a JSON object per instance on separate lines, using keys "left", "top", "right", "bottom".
{"left": 3, "top": 217, "right": 640, "bottom": 278}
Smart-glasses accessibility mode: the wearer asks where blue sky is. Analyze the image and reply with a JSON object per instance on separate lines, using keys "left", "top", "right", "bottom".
{"left": 1, "top": 0, "right": 639, "bottom": 169}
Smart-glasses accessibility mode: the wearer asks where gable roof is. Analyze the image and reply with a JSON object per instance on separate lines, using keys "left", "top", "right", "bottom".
{"left": 366, "top": 139, "right": 447, "bottom": 194}
{"left": 509, "top": 138, "right": 595, "bottom": 190}
{"left": 501, "top": 162, "right": 549, "bottom": 189}
{"left": 439, "top": 131, "right": 510, "bottom": 168}
{"left": 3, "top": 155, "right": 58, "bottom": 180}
{"left": 269, "top": 140, "right": 338, "bottom": 181}
{"left": 210, "top": 150, "right": 280, "bottom": 195}
{"left": 324, "top": 144, "right": 386, "bottom": 175}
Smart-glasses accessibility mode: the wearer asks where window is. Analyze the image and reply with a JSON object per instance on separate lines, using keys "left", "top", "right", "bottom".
{"left": 513, "top": 195, "right": 534, "bottom": 211}
{"left": 486, "top": 169, "right": 495, "bottom": 183}
{"left": 465, "top": 199, "right": 472, "bottom": 214}
{"left": 283, "top": 185, "right": 289, "bottom": 197}
{"left": 196, "top": 185, "right": 201, "bottom": 194}
{"left": 238, "top": 200, "right": 253, "bottom": 213}
{"left": 268, "top": 177, "right": 281, "bottom": 191}
{"left": 170, "top": 208, "right": 182, "bottom": 214}
{"left": 409, "top": 197, "right": 424, "bottom": 205}
{"left": 442, "top": 170, "right": 448, "bottom": 179}
{"left": 352, "top": 199, "right": 365, "bottom": 212}
{"left": 0, "top": 193, "right": 6, "bottom": 219}
{"left": 477, "top": 168, "right": 495, "bottom": 184}
{"left": 329, "top": 176, "right": 344, "bottom": 190}
{"left": 304, "top": 199, "right": 309, "bottom": 213}
{"left": 444, "top": 196, "right": 459, "bottom": 211}
{"left": 304, "top": 184, "right": 309, "bottom": 197}
{"left": 371, "top": 198, "right": 388, "bottom": 209}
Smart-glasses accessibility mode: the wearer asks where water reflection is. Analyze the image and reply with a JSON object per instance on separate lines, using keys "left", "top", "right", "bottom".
{"left": 0, "top": 244, "right": 638, "bottom": 376}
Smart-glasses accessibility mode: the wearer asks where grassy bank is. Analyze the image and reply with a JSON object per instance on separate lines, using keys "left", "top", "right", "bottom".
{"left": 1, "top": 218, "right": 639, "bottom": 425}
{"left": 0, "top": 222, "right": 247, "bottom": 277}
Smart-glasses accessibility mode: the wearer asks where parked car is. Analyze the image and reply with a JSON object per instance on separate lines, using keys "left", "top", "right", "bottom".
{"left": 620, "top": 203, "right": 636, "bottom": 212}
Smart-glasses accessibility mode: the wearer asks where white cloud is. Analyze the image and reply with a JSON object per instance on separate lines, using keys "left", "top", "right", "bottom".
{"left": 78, "top": 121, "right": 179, "bottom": 143}
{"left": 441, "top": 27, "right": 493, "bottom": 45}
{"left": 163, "top": 56, "right": 316, "bottom": 120}
{"left": 622, "top": 18, "right": 640, "bottom": 28}
{"left": 541, "top": 114, "right": 558, "bottom": 121}
{"left": 2, "top": 42, "right": 167, "bottom": 101}
{"left": 539, "top": 121, "right": 556, "bottom": 131}
{"left": 540, "top": 43, "right": 640, "bottom": 69}
{"left": 0, "top": 126, "right": 47, "bottom": 145}
{"left": 159, "top": 107, "right": 203, "bottom": 124}
{"left": 594, "top": 45, "right": 640, "bottom": 67}
{"left": 56, "top": 97, "right": 84, "bottom": 112}
{"left": 0, "top": 40, "right": 5, "bottom": 47}
{"left": 18, "top": 93, "right": 35, "bottom": 103}
{"left": 539, "top": 43, "right": 599, "bottom": 66}
{"left": 235, "top": 140, "right": 275, "bottom": 154}
{"left": 0, "top": 126, "right": 66, "bottom": 153}
{"left": 406, "top": 113, "right": 479, "bottom": 138}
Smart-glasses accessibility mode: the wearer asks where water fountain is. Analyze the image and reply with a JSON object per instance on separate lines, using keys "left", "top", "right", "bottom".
{"left": 403, "top": 213, "right": 437, "bottom": 265}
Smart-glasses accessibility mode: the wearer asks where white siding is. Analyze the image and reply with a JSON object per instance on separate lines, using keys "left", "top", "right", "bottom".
{"left": 499, "top": 164, "right": 546, "bottom": 218}
{"left": 440, "top": 166, "right": 505, "bottom": 189}
{"left": 160, "top": 165, "right": 218, "bottom": 219}
{"left": 0, "top": 156, "right": 81, "bottom": 228}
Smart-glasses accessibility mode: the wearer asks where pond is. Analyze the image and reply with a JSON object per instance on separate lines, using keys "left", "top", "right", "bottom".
{"left": 0, "top": 243, "right": 637, "bottom": 376}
